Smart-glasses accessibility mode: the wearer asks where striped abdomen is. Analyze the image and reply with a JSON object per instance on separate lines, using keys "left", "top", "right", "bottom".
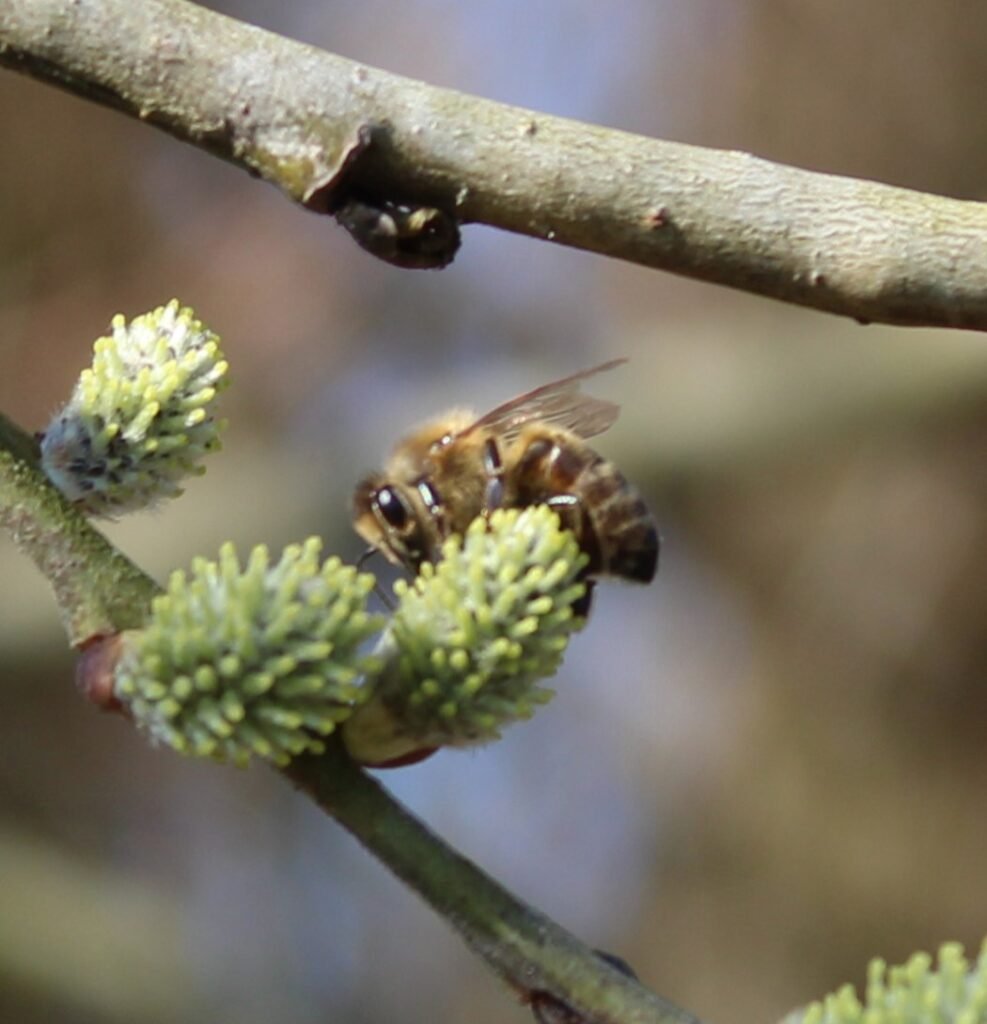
{"left": 511, "top": 432, "right": 659, "bottom": 584}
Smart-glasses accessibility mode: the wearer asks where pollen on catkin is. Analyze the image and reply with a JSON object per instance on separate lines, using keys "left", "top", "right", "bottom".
{"left": 343, "top": 506, "right": 588, "bottom": 765}
{"left": 114, "top": 539, "right": 384, "bottom": 767}
{"left": 40, "top": 300, "right": 229, "bottom": 515}
{"left": 790, "top": 941, "right": 987, "bottom": 1024}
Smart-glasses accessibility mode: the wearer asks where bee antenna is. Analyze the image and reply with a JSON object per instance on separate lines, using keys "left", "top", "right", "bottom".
{"left": 356, "top": 546, "right": 379, "bottom": 570}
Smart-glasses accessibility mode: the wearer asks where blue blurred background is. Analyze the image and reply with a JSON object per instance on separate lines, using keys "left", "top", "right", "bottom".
{"left": 2, "top": 2, "right": 987, "bottom": 1022}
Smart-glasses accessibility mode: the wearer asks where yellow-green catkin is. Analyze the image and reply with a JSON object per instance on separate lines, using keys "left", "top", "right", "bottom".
{"left": 115, "top": 539, "right": 383, "bottom": 767}
{"left": 791, "top": 941, "right": 987, "bottom": 1024}
{"left": 41, "top": 300, "right": 229, "bottom": 515}
{"left": 344, "top": 506, "right": 588, "bottom": 765}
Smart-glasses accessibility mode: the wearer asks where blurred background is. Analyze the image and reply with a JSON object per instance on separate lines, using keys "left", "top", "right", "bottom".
{"left": 2, "top": 2, "right": 986, "bottom": 1022}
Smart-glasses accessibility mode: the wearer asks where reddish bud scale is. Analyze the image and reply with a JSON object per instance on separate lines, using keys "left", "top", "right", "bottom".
{"left": 75, "top": 633, "right": 128, "bottom": 713}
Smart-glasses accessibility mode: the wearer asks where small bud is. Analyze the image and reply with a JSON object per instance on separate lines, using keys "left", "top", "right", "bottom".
{"left": 344, "top": 506, "right": 588, "bottom": 766}
{"left": 40, "top": 300, "right": 229, "bottom": 515}
{"left": 115, "top": 539, "right": 383, "bottom": 767}
{"left": 75, "top": 633, "right": 127, "bottom": 712}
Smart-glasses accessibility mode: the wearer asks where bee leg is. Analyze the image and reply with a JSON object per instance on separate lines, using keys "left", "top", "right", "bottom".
{"left": 570, "top": 579, "right": 595, "bottom": 618}
{"left": 544, "top": 492, "right": 583, "bottom": 532}
{"left": 482, "top": 437, "right": 506, "bottom": 512}
{"left": 544, "top": 494, "right": 595, "bottom": 617}
{"left": 368, "top": 578, "right": 395, "bottom": 612}
{"left": 354, "top": 546, "right": 397, "bottom": 610}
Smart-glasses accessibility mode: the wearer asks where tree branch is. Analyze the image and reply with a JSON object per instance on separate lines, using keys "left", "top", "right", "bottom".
{"left": 3, "top": 0, "right": 987, "bottom": 329}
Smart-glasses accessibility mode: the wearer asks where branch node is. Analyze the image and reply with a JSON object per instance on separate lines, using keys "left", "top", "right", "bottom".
{"left": 304, "top": 123, "right": 462, "bottom": 268}
{"left": 644, "top": 205, "right": 671, "bottom": 229}
{"left": 303, "top": 122, "right": 376, "bottom": 213}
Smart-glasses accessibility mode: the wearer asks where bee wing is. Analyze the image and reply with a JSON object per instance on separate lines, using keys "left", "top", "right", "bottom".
{"left": 459, "top": 359, "right": 626, "bottom": 443}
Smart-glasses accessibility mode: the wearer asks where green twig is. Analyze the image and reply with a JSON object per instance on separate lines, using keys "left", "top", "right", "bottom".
{"left": 287, "top": 740, "right": 699, "bottom": 1024}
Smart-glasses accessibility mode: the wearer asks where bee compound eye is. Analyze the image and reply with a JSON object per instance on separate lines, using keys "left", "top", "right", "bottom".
{"left": 376, "top": 486, "right": 410, "bottom": 530}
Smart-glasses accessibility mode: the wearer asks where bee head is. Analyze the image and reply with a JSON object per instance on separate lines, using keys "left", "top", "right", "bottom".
{"left": 351, "top": 475, "right": 427, "bottom": 571}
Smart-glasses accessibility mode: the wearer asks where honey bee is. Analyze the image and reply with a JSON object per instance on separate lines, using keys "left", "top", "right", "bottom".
{"left": 352, "top": 359, "right": 658, "bottom": 610}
